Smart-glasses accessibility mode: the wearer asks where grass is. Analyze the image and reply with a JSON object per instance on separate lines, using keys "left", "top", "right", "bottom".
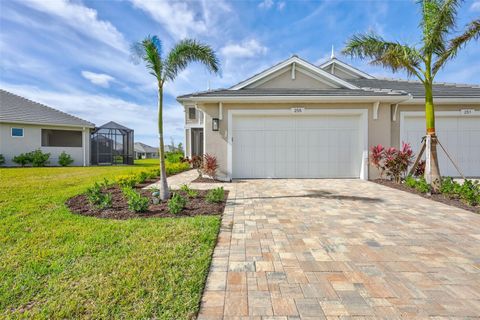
{"left": 0, "top": 159, "right": 220, "bottom": 319}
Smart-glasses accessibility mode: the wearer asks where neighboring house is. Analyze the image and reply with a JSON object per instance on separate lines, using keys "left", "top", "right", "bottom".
{"left": 178, "top": 55, "right": 480, "bottom": 180}
{"left": 91, "top": 121, "right": 134, "bottom": 165}
{"left": 134, "top": 142, "right": 158, "bottom": 159}
{"left": 0, "top": 89, "right": 94, "bottom": 166}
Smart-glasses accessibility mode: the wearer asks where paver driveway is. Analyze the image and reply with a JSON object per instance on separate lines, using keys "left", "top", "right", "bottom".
{"left": 166, "top": 174, "right": 480, "bottom": 319}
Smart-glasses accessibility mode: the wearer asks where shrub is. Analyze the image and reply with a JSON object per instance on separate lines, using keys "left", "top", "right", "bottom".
{"left": 137, "top": 171, "right": 149, "bottom": 184}
{"left": 439, "top": 177, "right": 459, "bottom": 198}
{"left": 370, "top": 143, "right": 414, "bottom": 183}
{"left": 0, "top": 154, "right": 4, "bottom": 165}
{"left": 12, "top": 153, "right": 30, "bottom": 167}
{"left": 86, "top": 182, "right": 112, "bottom": 209}
{"left": 100, "top": 178, "right": 114, "bottom": 189}
{"left": 168, "top": 192, "right": 186, "bottom": 214}
{"left": 414, "top": 160, "right": 426, "bottom": 177}
{"left": 122, "top": 187, "right": 149, "bottom": 212}
{"left": 180, "top": 184, "right": 198, "bottom": 198}
{"left": 116, "top": 175, "right": 138, "bottom": 188}
{"left": 404, "top": 175, "right": 417, "bottom": 188}
{"left": 414, "top": 177, "right": 430, "bottom": 193}
{"left": 206, "top": 187, "right": 225, "bottom": 203}
{"left": 58, "top": 151, "right": 74, "bottom": 166}
{"left": 458, "top": 179, "right": 480, "bottom": 206}
{"left": 189, "top": 155, "right": 203, "bottom": 177}
{"left": 165, "top": 162, "right": 190, "bottom": 176}
{"left": 28, "top": 149, "right": 50, "bottom": 167}
{"left": 202, "top": 154, "right": 218, "bottom": 179}
{"left": 147, "top": 169, "right": 158, "bottom": 179}
{"left": 165, "top": 151, "right": 183, "bottom": 163}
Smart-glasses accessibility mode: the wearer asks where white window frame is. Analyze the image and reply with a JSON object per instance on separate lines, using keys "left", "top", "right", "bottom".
{"left": 11, "top": 127, "right": 24, "bottom": 138}
{"left": 188, "top": 107, "right": 197, "bottom": 120}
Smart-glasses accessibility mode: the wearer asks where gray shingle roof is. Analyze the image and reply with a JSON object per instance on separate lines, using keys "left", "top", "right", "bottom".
{"left": 0, "top": 89, "right": 94, "bottom": 127}
{"left": 178, "top": 88, "right": 408, "bottom": 99}
{"left": 134, "top": 142, "right": 157, "bottom": 153}
{"left": 346, "top": 78, "right": 480, "bottom": 98}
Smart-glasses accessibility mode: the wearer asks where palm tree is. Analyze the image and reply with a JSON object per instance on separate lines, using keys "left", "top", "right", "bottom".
{"left": 132, "top": 36, "right": 219, "bottom": 200}
{"left": 343, "top": 0, "right": 479, "bottom": 190}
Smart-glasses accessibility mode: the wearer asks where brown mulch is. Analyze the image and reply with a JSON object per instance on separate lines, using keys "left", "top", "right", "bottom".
{"left": 66, "top": 187, "right": 229, "bottom": 220}
{"left": 191, "top": 176, "right": 228, "bottom": 183}
{"left": 373, "top": 179, "right": 479, "bottom": 214}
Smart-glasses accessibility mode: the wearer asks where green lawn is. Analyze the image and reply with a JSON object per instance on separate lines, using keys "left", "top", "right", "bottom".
{"left": 0, "top": 159, "right": 220, "bottom": 319}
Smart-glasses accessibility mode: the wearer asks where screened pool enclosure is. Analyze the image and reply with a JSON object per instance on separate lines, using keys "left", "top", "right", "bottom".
{"left": 91, "top": 121, "right": 134, "bottom": 165}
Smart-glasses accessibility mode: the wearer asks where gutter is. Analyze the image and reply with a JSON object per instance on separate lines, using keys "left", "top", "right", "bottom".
{"left": 401, "top": 97, "right": 480, "bottom": 105}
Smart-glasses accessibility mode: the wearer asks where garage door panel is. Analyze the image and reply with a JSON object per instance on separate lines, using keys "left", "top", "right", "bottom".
{"left": 402, "top": 114, "right": 480, "bottom": 177}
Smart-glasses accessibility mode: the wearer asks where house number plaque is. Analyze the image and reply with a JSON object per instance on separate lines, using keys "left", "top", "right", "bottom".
{"left": 291, "top": 107, "right": 305, "bottom": 113}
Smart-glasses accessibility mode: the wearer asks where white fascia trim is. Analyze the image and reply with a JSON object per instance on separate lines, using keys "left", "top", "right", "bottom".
{"left": 227, "top": 108, "right": 369, "bottom": 181}
{"left": 401, "top": 97, "right": 480, "bottom": 104}
{"left": 230, "top": 56, "right": 359, "bottom": 90}
{"left": 0, "top": 120, "right": 94, "bottom": 128}
{"left": 185, "top": 123, "right": 203, "bottom": 129}
{"left": 180, "top": 95, "right": 411, "bottom": 104}
{"left": 319, "top": 59, "right": 375, "bottom": 79}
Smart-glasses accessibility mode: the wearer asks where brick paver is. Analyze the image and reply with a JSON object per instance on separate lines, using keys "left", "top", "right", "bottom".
{"left": 151, "top": 172, "right": 480, "bottom": 319}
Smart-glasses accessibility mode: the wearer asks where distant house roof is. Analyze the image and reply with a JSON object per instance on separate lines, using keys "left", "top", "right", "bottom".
{"left": 97, "top": 121, "right": 133, "bottom": 131}
{"left": 0, "top": 89, "right": 94, "bottom": 128}
{"left": 134, "top": 142, "right": 157, "bottom": 153}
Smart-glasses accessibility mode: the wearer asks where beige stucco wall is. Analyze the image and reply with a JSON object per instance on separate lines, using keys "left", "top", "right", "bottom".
{"left": 391, "top": 103, "right": 480, "bottom": 148}
{"left": 199, "top": 102, "right": 393, "bottom": 180}
{"left": 0, "top": 123, "right": 91, "bottom": 166}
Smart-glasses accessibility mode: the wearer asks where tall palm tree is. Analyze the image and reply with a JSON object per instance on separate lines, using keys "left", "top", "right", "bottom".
{"left": 343, "top": 0, "right": 479, "bottom": 190}
{"left": 132, "top": 36, "right": 219, "bottom": 200}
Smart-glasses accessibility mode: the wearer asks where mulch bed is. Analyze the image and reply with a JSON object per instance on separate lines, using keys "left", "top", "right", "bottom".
{"left": 373, "top": 179, "right": 479, "bottom": 214}
{"left": 66, "top": 186, "right": 229, "bottom": 220}
{"left": 191, "top": 176, "right": 228, "bottom": 183}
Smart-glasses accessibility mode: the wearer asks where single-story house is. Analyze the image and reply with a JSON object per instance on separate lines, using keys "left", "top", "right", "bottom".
{"left": 134, "top": 142, "right": 159, "bottom": 159}
{"left": 0, "top": 89, "right": 94, "bottom": 166}
{"left": 178, "top": 55, "right": 480, "bottom": 181}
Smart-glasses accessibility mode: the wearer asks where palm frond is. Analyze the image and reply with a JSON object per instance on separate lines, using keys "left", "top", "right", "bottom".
{"left": 164, "top": 39, "right": 219, "bottom": 82}
{"left": 130, "top": 35, "right": 163, "bottom": 80}
{"left": 420, "top": 0, "right": 460, "bottom": 56}
{"left": 343, "top": 34, "right": 424, "bottom": 81}
{"left": 433, "top": 19, "right": 480, "bottom": 75}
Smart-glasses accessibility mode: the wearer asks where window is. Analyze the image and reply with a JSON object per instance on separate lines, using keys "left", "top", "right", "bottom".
{"left": 11, "top": 128, "right": 24, "bottom": 137}
{"left": 41, "top": 129, "right": 82, "bottom": 147}
{"left": 188, "top": 107, "right": 196, "bottom": 120}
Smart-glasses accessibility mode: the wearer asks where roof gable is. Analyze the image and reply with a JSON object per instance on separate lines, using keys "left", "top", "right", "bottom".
{"left": 230, "top": 56, "right": 359, "bottom": 90}
{"left": 319, "top": 58, "right": 374, "bottom": 80}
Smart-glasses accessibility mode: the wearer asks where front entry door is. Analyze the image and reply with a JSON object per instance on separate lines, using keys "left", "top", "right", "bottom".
{"left": 191, "top": 128, "right": 204, "bottom": 156}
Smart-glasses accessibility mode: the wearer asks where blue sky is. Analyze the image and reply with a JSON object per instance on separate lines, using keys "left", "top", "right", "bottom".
{"left": 1, "top": 0, "right": 479, "bottom": 146}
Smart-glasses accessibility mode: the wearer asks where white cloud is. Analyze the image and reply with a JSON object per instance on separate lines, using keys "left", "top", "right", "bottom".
{"left": 258, "top": 0, "right": 274, "bottom": 9}
{"left": 81, "top": 71, "right": 115, "bottom": 87}
{"left": 471, "top": 0, "right": 480, "bottom": 11}
{"left": 220, "top": 39, "right": 268, "bottom": 59}
{"left": 277, "top": 1, "right": 286, "bottom": 10}
{"left": 130, "top": 0, "right": 208, "bottom": 39}
{"left": 22, "top": 0, "right": 128, "bottom": 53}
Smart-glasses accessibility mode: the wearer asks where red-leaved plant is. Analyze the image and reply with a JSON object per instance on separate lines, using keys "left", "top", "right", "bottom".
{"left": 189, "top": 155, "right": 203, "bottom": 177}
{"left": 370, "top": 142, "right": 414, "bottom": 183}
{"left": 202, "top": 154, "right": 218, "bottom": 180}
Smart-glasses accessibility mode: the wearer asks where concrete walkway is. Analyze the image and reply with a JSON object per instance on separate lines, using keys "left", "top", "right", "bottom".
{"left": 153, "top": 172, "right": 480, "bottom": 319}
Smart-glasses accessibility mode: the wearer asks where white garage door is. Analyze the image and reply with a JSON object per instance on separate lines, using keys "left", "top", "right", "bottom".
{"left": 232, "top": 114, "right": 365, "bottom": 179}
{"left": 401, "top": 112, "right": 480, "bottom": 177}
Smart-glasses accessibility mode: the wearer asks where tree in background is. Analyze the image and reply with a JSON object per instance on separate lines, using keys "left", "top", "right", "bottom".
{"left": 132, "top": 36, "right": 219, "bottom": 200}
{"left": 343, "top": 0, "right": 479, "bottom": 191}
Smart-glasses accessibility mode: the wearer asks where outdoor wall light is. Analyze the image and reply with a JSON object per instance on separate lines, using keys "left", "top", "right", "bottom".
{"left": 212, "top": 118, "right": 219, "bottom": 131}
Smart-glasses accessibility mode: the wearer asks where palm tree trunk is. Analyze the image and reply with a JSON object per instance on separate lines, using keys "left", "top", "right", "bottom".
{"left": 424, "top": 81, "right": 441, "bottom": 192}
{"left": 157, "top": 83, "right": 170, "bottom": 200}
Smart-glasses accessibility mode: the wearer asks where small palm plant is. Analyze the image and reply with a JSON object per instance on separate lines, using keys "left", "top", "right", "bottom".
{"left": 343, "top": 0, "right": 479, "bottom": 190}
{"left": 132, "top": 36, "right": 219, "bottom": 200}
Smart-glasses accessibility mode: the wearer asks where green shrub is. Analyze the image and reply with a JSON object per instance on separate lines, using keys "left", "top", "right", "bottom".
{"left": 166, "top": 162, "right": 190, "bottom": 176}
{"left": 58, "top": 151, "right": 74, "bottom": 166}
{"left": 86, "top": 182, "right": 112, "bottom": 209}
{"left": 0, "top": 154, "right": 4, "bottom": 165}
{"left": 100, "top": 178, "right": 114, "bottom": 189}
{"left": 206, "top": 187, "right": 225, "bottom": 203}
{"left": 12, "top": 153, "right": 30, "bottom": 166}
{"left": 137, "top": 171, "right": 149, "bottom": 184}
{"left": 116, "top": 175, "right": 138, "bottom": 188}
{"left": 27, "top": 149, "right": 50, "bottom": 167}
{"left": 180, "top": 184, "right": 198, "bottom": 198}
{"left": 147, "top": 169, "right": 158, "bottom": 179}
{"left": 165, "top": 151, "right": 183, "bottom": 163}
{"left": 414, "top": 177, "right": 430, "bottom": 193}
{"left": 458, "top": 179, "right": 480, "bottom": 206}
{"left": 404, "top": 175, "right": 417, "bottom": 188}
{"left": 122, "top": 187, "right": 149, "bottom": 212}
{"left": 440, "top": 177, "right": 459, "bottom": 198}
{"left": 168, "top": 192, "right": 186, "bottom": 214}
